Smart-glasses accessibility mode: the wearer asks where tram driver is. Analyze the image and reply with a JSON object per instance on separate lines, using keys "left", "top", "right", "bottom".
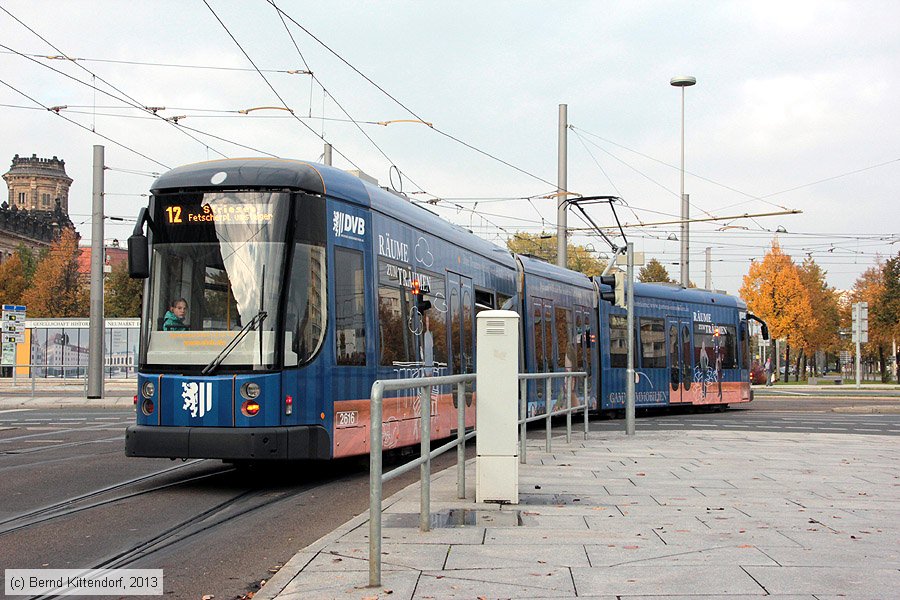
{"left": 163, "top": 298, "right": 189, "bottom": 331}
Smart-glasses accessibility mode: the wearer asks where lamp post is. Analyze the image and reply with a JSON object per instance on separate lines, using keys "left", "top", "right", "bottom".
{"left": 671, "top": 75, "right": 696, "bottom": 287}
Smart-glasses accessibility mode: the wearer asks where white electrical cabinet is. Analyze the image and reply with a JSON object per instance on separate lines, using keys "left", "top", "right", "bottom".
{"left": 475, "top": 310, "right": 519, "bottom": 504}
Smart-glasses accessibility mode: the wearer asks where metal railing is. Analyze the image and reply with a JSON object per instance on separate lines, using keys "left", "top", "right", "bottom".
{"left": 368, "top": 373, "right": 475, "bottom": 587}
{"left": 518, "top": 371, "right": 589, "bottom": 463}
{"left": 3, "top": 364, "right": 136, "bottom": 398}
{"left": 368, "top": 370, "right": 589, "bottom": 587}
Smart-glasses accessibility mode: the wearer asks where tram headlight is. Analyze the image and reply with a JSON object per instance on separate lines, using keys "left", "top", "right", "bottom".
{"left": 141, "top": 398, "right": 155, "bottom": 416}
{"left": 141, "top": 381, "right": 155, "bottom": 399}
{"left": 240, "top": 382, "right": 261, "bottom": 400}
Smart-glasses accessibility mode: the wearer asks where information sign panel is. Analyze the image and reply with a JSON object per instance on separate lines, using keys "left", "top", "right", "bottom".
{"left": 0, "top": 343, "right": 14, "bottom": 366}
{"left": 1, "top": 305, "right": 26, "bottom": 363}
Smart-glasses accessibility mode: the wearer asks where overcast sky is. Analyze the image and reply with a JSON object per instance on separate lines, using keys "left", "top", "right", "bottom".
{"left": 1, "top": 1, "right": 897, "bottom": 294}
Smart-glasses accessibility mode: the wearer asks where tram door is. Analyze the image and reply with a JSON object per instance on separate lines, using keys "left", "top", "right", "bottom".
{"left": 531, "top": 298, "right": 558, "bottom": 413}
{"left": 666, "top": 317, "right": 693, "bottom": 403}
{"left": 448, "top": 273, "right": 474, "bottom": 408}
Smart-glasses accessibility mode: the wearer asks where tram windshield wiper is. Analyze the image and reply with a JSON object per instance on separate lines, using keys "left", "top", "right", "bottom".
{"left": 201, "top": 310, "right": 268, "bottom": 375}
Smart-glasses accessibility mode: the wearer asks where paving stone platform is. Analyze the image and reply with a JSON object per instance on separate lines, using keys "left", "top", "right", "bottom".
{"left": 259, "top": 427, "right": 899, "bottom": 599}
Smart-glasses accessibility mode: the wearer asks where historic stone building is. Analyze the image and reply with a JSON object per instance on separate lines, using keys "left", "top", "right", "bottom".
{"left": 3, "top": 154, "right": 71, "bottom": 213}
{"left": 0, "top": 154, "right": 75, "bottom": 261}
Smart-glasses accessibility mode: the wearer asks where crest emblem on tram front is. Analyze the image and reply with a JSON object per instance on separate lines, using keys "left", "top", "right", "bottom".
{"left": 182, "top": 382, "right": 213, "bottom": 418}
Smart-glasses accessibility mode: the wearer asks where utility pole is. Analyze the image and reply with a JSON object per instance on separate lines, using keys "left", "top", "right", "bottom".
{"left": 556, "top": 104, "right": 567, "bottom": 268}
{"left": 87, "top": 145, "right": 105, "bottom": 399}
{"left": 625, "top": 242, "right": 635, "bottom": 436}
{"left": 323, "top": 143, "right": 333, "bottom": 166}
{"left": 705, "top": 247, "right": 712, "bottom": 289}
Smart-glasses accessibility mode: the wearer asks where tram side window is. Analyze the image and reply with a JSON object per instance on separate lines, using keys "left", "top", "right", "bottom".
{"left": 498, "top": 292, "right": 515, "bottom": 312}
{"left": 693, "top": 322, "right": 715, "bottom": 373}
{"left": 423, "top": 276, "right": 448, "bottom": 372}
{"left": 475, "top": 288, "right": 495, "bottom": 314}
{"left": 575, "top": 310, "right": 584, "bottom": 373}
{"left": 639, "top": 318, "right": 666, "bottom": 368}
{"left": 739, "top": 320, "right": 750, "bottom": 370}
{"left": 609, "top": 314, "right": 629, "bottom": 368}
{"left": 533, "top": 302, "right": 545, "bottom": 372}
{"left": 334, "top": 248, "right": 366, "bottom": 366}
{"left": 718, "top": 325, "right": 737, "bottom": 369}
{"left": 693, "top": 323, "right": 737, "bottom": 372}
{"left": 579, "top": 307, "right": 593, "bottom": 380}
{"left": 377, "top": 262, "right": 447, "bottom": 369}
{"left": 556, "top": 307, "right": 573, "bottom": 370}
{"left": 378, "top": 287, "right": 413, "bottom": 366}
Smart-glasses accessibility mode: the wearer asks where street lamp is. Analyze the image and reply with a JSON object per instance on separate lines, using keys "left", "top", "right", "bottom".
{"left": 671, "top": 75, "right": 696, "bottom": 287}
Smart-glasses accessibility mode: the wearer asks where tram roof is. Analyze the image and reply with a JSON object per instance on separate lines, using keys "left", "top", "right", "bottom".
{"left": 630, "top": 281, "right": 746, "bottom": 309}
{"left": 518, "top": 254, "right": 595, "bottom": 289}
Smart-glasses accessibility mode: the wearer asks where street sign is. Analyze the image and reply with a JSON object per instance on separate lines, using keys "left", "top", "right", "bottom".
{"left": 1, "top": 305, "right": 26, "bottom": 364}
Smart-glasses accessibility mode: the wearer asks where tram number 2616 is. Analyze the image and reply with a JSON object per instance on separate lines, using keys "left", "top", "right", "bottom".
{"left": 336, "top": 411, "right": 358, "bottom": 427}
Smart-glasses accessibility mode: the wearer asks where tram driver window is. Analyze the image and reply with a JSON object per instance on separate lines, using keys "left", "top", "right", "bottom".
{"left": 284, "top": 244, "right": 326, "bottom": 366}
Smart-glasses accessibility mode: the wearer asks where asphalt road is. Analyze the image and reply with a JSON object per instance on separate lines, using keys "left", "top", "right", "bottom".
{"left": 0, "top": 395, "right": 897, "bottom": 599}
{"left": 0, "top": 408, "right": 471, "bottom": 600}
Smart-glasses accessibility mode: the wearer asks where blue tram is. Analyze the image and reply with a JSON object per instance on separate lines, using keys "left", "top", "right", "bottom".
{"left": 125, "top": 159, "right": 759, "bottom": 461}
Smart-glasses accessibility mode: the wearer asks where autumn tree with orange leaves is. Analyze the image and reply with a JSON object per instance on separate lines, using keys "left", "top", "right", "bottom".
{"left": 739, "top": 240, "right": 814, "bottom": 381}
{"left": 21, "top": 228, "right": 88, "bottom": 317}
{"left": 0, "top": 253, "right": 29, "bottom": 306}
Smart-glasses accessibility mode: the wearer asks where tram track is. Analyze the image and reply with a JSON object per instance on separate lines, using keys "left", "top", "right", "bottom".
{"left": 96, "top": 482, "right": 320, "bottom": 569}
{"left": 0, "top": 445, "right": 123, "bottom": 475}
{"left": 19, "top": 466, "right": 348, "bottom": 600}
{"left": 0, "top": 459, "right": 219, "bottom": 536}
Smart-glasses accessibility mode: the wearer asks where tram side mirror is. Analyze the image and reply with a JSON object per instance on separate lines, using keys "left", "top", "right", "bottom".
{"left": 128, "top": 233, "right": 149, "bottom": 279}
{"left": 760, "top": 322, "right": 769, "bottom": 341}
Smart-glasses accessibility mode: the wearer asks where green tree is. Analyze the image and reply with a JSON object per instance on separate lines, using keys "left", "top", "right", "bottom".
{"left": 851, "top": 260, "right": 893, "bottom": 382}
{"left": 875, "top": 252, "right": 900, "bottom": 353}
{"left": 16, "top": 244, "right": 41, "bottom": 284}
{"left": 104, "top": 261, "right": 143, "bottom": 317}
{"left": 795, "top": 256, "right": 841, "bottom": 377}
{"left": 21, "top": 228, "right": 89, "bottom": 317}
{"left": 638, "top": 258, "right": 674, "bottom": 283}
{"left": 506, "top": 232, "right": 607, "bottom": 276}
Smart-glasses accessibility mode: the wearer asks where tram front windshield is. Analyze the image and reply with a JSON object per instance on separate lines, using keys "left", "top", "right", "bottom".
{"left": 143, "top": 190, "right": 292, "bottom": 371}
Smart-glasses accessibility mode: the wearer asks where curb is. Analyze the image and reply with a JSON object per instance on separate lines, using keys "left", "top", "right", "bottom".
{"left": 832, "top": 406, "right": 900, "bottom": 414}
{"left": 253, "top": 465, "right": 453, "bottom": 600}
